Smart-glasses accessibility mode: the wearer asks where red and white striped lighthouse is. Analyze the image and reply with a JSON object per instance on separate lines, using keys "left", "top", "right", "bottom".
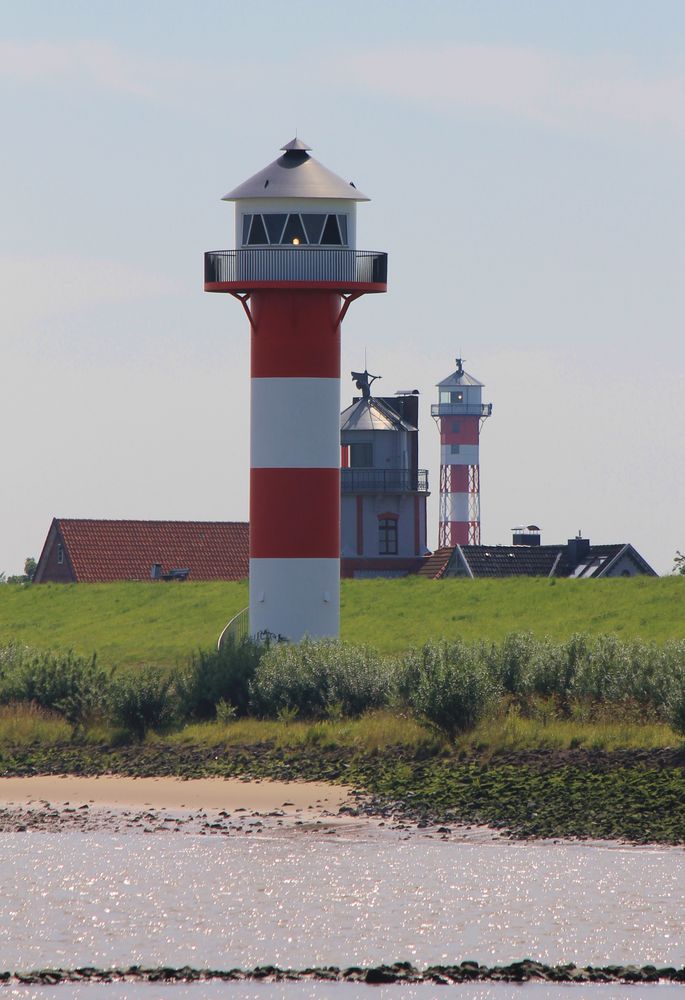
{"left": 205, "top": 139, "right": 387, "bottom": 640}
{"left": 432, "top": 359, "right": 492, "bottom": 546}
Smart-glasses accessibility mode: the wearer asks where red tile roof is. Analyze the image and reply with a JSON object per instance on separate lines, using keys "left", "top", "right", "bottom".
{"left": 45, "top": 519, "right": 249, "bottom": 583}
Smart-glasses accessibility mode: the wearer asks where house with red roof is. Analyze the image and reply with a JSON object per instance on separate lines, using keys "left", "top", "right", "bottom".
{"left": 34, "top": 519, "right": 249, "bottom": 584}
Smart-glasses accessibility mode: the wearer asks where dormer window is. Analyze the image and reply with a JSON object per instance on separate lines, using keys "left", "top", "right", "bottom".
{"left": 243, "top": 213, "right": 348, "bottom": 247}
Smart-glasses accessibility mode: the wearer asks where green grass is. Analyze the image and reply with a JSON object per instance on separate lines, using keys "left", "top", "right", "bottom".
{"left": 0, "top": 576, "right": 683, "bottom": 667}
{"left": 0, "top": 582, "right": 248, "bottom": 668}
{"left": 341, "top": 576, "right": 685, "bottom": 652}
{"left": 0, "top": 703, "right": 72, "bottom": 744}
{"left": 167, "top": 711, "right": 438, "bottom": 752}
{"left": 167, "top": 710, "right": 678, "bottom": 754}
{"left": 0, "top": 705, "right": 677, "bottom": 753}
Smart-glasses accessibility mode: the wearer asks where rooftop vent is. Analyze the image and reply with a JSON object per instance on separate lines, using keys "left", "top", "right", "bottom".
{"left": 512, "top": 525, "right": 541, "bottom": 547}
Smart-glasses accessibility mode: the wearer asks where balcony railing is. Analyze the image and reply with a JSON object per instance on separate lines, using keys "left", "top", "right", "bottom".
{"left": 431, "top": 403, "right": 493, "bottom": 418}
{"left": 341, "top": 468, "right": 429, "bottom": 493}
{"left": 205, "top": 248, "right": 387, "bottom": 287}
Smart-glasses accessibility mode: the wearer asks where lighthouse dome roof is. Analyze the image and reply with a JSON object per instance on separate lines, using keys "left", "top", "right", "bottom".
{"left": 340, "top": 396, "right": 414, "bottom": 433}
{"left": 222, "top": 139, "right": 369, "bottom": 202}
{"left": 437, "top": 359, "right": 484, "bottom": 388}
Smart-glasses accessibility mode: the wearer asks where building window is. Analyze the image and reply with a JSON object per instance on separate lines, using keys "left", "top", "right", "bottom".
{"left": 379, "top": 518, "right": 398, "bottom": 555}
{"left": 450, "top": 391, "right": 464, "bottom": 403}
{"left": 452, "top": 420, "right": 460, "bottom": 432}
{"left": 450, "top": 444, "right": 461, "bottom": 454}
{"left": 57, "top": 543, "right": 64, "bottom": 565}
{"left": 350, "top": 443, "right": 373, "bottom": 468}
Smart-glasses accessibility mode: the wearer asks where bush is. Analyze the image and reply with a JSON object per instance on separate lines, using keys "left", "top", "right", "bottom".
{"left": 403, "top": 640, "right": 499, "bottom": 739}
{"left": 527, "top": 633, "right": 589, "bottom": 708}
{"left": 0, "top": 643, "right": 28, "bottom": 681}
{"left": 251, "top": 638, "right": 392, "bottom": 719}
{"left": 109, "top": 667, "right": 176, "bottom": 740}
{"left": 0, "top": 649, "right": 111, "bottom": 729}
{"left": 175, "top": 638, "right": 262, "bottom": 721}
{"left": 666, "top": 679, "right": 685, "bottom": 736}
{"left": 486, "top": 632, "right": 537, "bottom": 697}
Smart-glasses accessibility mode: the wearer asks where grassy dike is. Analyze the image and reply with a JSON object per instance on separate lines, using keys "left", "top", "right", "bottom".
{"left": 0, "top": 576, "right": 683, "bottom": 667}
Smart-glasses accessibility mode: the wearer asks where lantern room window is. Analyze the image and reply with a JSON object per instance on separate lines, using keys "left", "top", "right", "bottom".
{"left": 243, "top": 213, "right": 348, "bottom": 247}
{"left": 439, "top": 390, "right": 464, "bottom": 404}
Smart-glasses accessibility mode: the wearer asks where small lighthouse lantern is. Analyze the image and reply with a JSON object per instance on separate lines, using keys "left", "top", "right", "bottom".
{"left": 205, "top": 139, "right": 387, "bottom": 641}
{"left": 431, "top": 358, "right": 492, "bottom": 547}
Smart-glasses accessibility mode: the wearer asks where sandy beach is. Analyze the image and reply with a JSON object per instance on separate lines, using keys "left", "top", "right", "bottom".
{"left": 0, "top": 774, "right": 506, "bottom": 842}
{"left": 0, "top": 774, "right": 352, "bottom": 813}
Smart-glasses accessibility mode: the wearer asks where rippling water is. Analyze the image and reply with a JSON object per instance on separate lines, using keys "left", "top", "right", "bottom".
{"left": 0, "top": 832, "right": 683, "bottom": 973}
{"left": 5, "top": 987, "right": 685, "bottom": 1000}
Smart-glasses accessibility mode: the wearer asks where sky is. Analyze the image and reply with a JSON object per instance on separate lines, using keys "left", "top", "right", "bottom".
{"left": 1, "top": 0, "right": 684, "bottom": 575}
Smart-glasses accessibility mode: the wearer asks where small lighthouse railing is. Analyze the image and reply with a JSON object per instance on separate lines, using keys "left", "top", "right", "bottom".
{"left": 205, "top": 249, "right": 387, "bottom": 285}
{"left": 341, "top": 469, "right": 429, "bottom": 493}
{"left": 431, "top": 403, "right": 493, "bottom": 418}
{"left": 217, "top": 607, "right": 249, "bottom": 650}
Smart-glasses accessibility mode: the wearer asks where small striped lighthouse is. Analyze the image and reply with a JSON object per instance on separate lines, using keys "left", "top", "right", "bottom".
{"left": 205, "top": 139, "right": 387, "bottom": 641}
{"left": 432, "top": 359, "right": 492, "bottom": 546}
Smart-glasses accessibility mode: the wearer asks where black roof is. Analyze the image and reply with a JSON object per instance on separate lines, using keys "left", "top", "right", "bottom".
{"left": 451, "top": 543, "right": 656, "bottom": 578}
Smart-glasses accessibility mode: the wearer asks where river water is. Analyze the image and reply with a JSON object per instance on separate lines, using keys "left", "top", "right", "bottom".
{"left": 1, "top": 829, "right": 683, "bottom": 995}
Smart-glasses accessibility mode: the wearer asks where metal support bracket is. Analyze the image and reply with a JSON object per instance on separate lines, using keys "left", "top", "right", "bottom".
{"left": 230, "top": 292, "right": 254, "bottom": 328}
{"left": 336, "top": 292, "right": 363, "bottom": 328}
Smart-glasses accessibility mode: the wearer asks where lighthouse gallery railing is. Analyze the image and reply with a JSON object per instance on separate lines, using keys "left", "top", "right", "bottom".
{"left": 205, "top": 249, "right": 388, "bottom": 285}
{"left": 341, "top": 469, "right": 429, "bottom": 493}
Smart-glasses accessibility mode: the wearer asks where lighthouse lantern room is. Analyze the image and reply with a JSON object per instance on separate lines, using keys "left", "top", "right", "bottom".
{"left": 205, "top": 139, "right": 387, "bottom": 641}
{"left": 431, "top": 359, "right": 492, "bottom": 547}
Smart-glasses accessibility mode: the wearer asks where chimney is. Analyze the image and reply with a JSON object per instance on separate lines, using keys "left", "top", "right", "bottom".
{"left": 567, "top": 533, "right": 590, "bottom": 566}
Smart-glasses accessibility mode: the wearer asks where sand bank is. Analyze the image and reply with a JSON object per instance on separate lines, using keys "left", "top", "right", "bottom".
{"left": 0, "top": 774, "right": 352, "bottom": 813}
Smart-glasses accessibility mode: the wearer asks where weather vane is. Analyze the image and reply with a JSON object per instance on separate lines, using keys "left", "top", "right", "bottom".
{"left": 351, "top": 369, "right": 381, "bottom": 400}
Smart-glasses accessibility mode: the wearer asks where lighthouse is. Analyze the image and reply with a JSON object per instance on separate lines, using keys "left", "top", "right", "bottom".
{"left": 205, "top": 139, "right": 387, "bottom": 641}
{"left": 431, "top": 359, "right": 492, "bottom": 547}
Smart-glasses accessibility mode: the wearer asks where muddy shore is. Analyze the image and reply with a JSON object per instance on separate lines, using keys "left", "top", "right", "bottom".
{"left": 1, "top": 741, "right": 684, "bottom": 844}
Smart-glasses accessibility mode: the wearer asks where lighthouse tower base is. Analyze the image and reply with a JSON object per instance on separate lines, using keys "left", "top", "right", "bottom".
{"left": 249, "top": 558, "right": 340, "bottom": 641}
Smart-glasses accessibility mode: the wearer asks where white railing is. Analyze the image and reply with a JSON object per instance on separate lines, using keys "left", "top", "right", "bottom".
{"left": 217, "top": 607, "right": 249, "bottom": 650}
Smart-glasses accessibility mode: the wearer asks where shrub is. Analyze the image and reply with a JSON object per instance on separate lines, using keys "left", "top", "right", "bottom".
{"left": 486, "top": 632, "right": 537, "bottom": 697}
{"left": 629, "top": 639, "right": 685, "bottom": 717}
{"left": 0, "top": 643, "right": 28, "bottom": 681}
{"left": 403, "top": 640, "right": 499, "bottom": 739}
{"left": 175, "top": 638, "right": 262, "bottom": 721}
{"left": 666, "top": 679, "right": 685, "bottom": 737}
{"left": 109, "top": 666, "right": 176, "bottom": 740}
{"left": 527, "top": 633, "right": 589, "bottom": 707}
{"left": 251, "top": 639, "right": 392, "bottom": 719}
{"left": 0, "top": 649, "right": 111, "bottom": 729}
